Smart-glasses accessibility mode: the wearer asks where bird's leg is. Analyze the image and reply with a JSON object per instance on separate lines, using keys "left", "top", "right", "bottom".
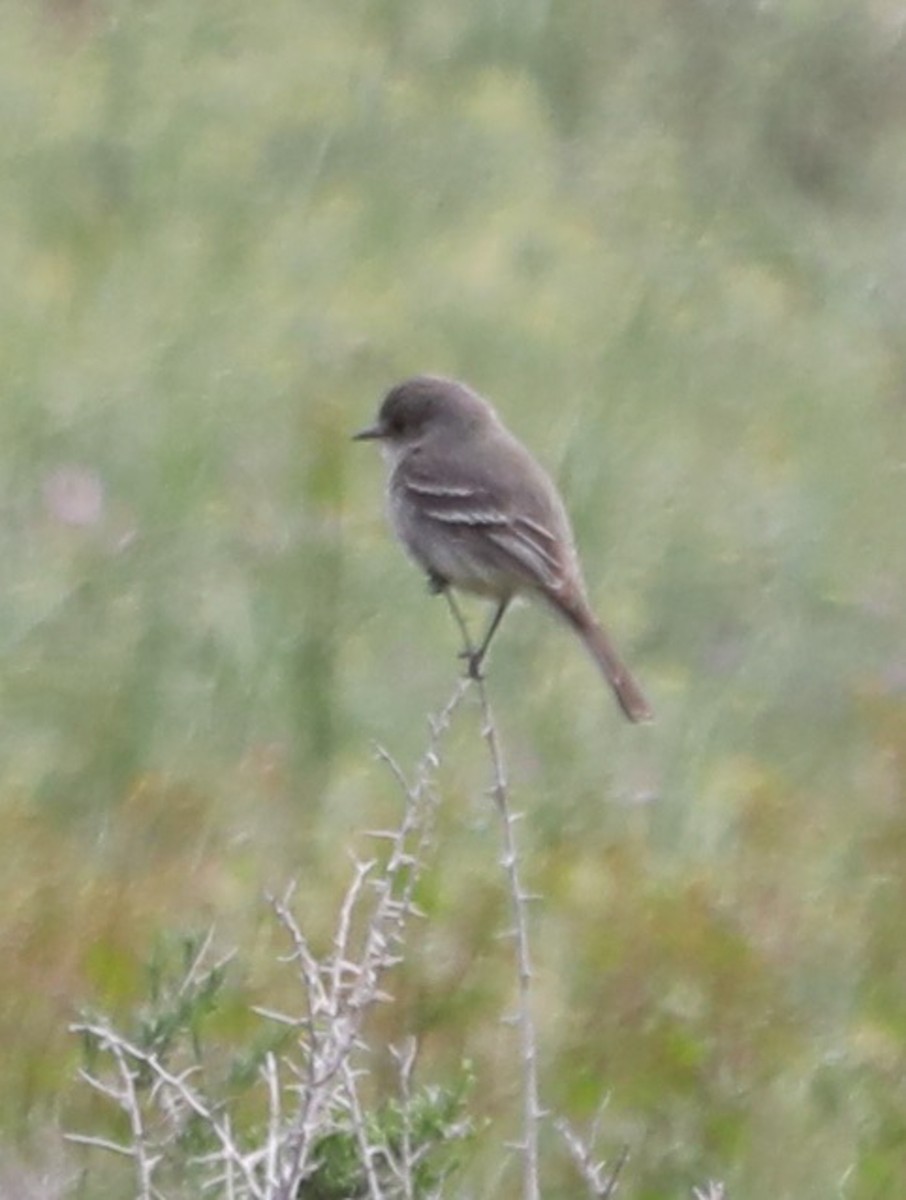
{"left": 426, "top": 570, "right": 448, "bottom": 595}
{"left": 443, "top": 590, "right": 479, "bottom": 678}
{"left": 465, "top": 598, "right": 510, "bottom": 679}
{"left": 443, "top": 591, "right": 511, "bottom": 680}
{"left": 444, "top": 595, "right": 509, "bottom": 681}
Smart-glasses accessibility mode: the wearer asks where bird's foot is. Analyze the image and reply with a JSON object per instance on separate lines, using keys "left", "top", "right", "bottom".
{"left": 458, "top": 648, "right": 485, "bottom": 681}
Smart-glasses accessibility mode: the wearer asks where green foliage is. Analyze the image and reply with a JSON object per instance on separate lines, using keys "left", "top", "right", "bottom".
{"left": 2, "top": 0, "right": 906, "bottom": 1196}
{"left": 304, "top": 1075, "right": 474, "bottom": 1200}
{"left": 140, "top": 933, "right": 229, "bottom": 1062}
{"left": 74, "top": 931, "right": 472, "bottom": 1197}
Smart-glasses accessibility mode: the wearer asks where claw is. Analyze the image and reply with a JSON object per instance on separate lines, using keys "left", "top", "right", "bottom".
{"left": 458, "top": 649, "right": 485, "bottom": 681}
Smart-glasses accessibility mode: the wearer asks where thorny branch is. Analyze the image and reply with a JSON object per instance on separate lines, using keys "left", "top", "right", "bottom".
{"left": 68, "top": 676, "right": 473, "bottom": 1200}
{"left": 444, "top": 592, "right": 542, "bottom": 1200}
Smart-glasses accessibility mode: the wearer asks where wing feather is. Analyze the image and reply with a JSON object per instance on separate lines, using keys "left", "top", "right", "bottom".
{"left": 402, "top": 480, "right": 564, "bottom": 589}
{"left": 395, "top": 441, "right": 579, "bottom": 594}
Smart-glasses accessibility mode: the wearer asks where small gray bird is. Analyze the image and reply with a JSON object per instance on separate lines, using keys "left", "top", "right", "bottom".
{"left": 354, "top": 375, "right": 652, "bottom": 723}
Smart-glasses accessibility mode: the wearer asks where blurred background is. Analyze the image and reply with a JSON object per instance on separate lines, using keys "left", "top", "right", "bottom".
{"left": 4, "top": 0, "right": 906, "bottom": 1195}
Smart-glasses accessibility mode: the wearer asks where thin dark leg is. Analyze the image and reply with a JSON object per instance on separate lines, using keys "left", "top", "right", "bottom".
{"left": 443, "top": 592, "right": 511, "bottom": 680}
{"left": 443, "top": 590, "right": 475, "bottom": 664}
{"left": 470, "top": 598, "right": 510, "bottom": 677}
{"left": 426, "top": 570, "right": 448, "bottom": 595}
{"left": 446, "top": 598, "right": 508, "bottom": 681}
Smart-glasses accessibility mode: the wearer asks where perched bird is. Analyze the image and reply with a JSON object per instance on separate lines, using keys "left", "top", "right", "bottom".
{"left": 354, "top": 375, "right": 652, "bottom": 722}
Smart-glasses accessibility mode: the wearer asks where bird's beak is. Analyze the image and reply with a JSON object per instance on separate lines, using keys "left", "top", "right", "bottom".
{"left": 352, "top": 422, "right": 385, "bottom": 441}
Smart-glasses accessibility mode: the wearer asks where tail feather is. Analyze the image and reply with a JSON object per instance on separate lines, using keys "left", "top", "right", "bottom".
{"left": 560, "top": 602, "right": 653, "bottom": 723}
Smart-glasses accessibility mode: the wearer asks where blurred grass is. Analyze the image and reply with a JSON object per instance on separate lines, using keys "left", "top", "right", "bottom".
{"left": 4, "top": 0, "right": 906, "bottom": 1195}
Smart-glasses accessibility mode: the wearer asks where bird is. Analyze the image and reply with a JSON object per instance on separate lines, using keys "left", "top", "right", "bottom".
{"left": 353, "top": 375, "right": 652, "bottom": 723}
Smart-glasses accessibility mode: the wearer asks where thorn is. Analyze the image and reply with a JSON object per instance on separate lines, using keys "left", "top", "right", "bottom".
{"left": 487, "top": 797, "right": 522, "bottom": 817}
{"left": 386, "top": 853, "right": 417, "bottom": 870}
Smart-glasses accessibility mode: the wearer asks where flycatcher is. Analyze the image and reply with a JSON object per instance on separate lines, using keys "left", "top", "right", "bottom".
{"left": 353, "top": 375, "right": 652, "bottom": 723}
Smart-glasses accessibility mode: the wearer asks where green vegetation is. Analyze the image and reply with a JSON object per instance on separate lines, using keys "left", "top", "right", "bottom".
{"left": 70, "top": 929, "right": 474, "bottom": 1197}
{"left": 3, "top": 1, "right": 906, "bottom": 1195}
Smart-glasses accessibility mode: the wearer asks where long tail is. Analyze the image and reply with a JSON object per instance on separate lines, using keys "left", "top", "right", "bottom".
{"left": 559, "top": 601, "right": 653, "bottom": 723}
